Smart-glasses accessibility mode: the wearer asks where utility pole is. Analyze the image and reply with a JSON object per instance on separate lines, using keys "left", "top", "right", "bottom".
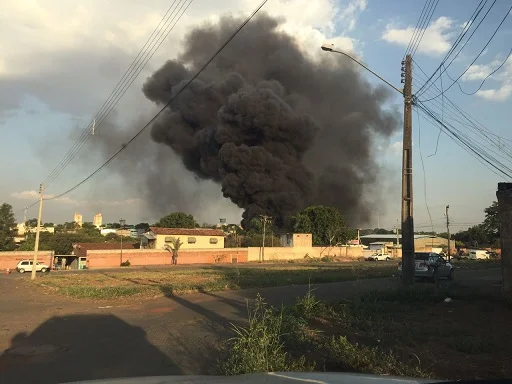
{"left": 446, "top": 205, "right": 451, "bottom": 262}
{"left": 119, "top": 218, "right": 126, "bottom": 266}
{"left": 401, "top": 54, "right": 415, "bottom": 285}
{"left": 260, "top": 215, "right": 271, "bottom": 262}
{"left": 31, "top": 184, "right": 44, "bottom": 280}
{"left": 496, "top": 183, "right": 512, "bottom": 302}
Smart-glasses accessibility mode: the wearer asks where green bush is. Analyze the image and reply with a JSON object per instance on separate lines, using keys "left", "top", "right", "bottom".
{"left": 216, "top": 295, "right": 309, "bottom": 375}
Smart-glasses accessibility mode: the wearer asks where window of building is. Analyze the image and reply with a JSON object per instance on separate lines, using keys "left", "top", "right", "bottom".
{"left": 164, "top": 236, "right": 174, "bottom": 243}
{"left": 209, "top": 238, "right": 218, "bottom": 244}
{"left": 188, "top": 237, "right": 196, "bottom": 244}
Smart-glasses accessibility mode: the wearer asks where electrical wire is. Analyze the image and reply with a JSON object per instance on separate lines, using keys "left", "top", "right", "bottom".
{"left": 420, "top": 3, "right": 511, "bottom": 102}
{"left": 413, "top": 58, "right": 512, "bottom": 156}
{"left": 410, "top": 0, "right": 440, "bottom": 57}
{"left": 445, "top": 47, "right": 512, "bottom": 96}
{"left": 416, "top": 101, "right": 512, "bottom": 179}
{"left": 42, "top": 0, "right": 193, "bottom": 188}
{"left": 415, "top": 107, "right": 435, "bottom": 235}
{"left": 415, "top": 0, "right": 489, "bottom": 96}
{"left": 404, "top": 0, "right": 432, "bottom": 57}
{"left": 44, "top": 0, "right": 269, "bottom": 202}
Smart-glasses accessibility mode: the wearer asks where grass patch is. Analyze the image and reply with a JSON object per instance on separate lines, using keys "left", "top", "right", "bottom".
{"left": 31, "top": 262, "right": 397, "bottom": 300}
{"left": 216, "top": 285, "right": 512, "bottom": 380}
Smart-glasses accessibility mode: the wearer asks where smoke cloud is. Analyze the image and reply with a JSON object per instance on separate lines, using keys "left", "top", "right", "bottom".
{"left": 141, "top": 13, "right": 399, "bottom": 228}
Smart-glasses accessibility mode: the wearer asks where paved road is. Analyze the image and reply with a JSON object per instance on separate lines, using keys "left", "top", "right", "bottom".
{"left": 0, "top": 267, "right": 501, "bottom": 384}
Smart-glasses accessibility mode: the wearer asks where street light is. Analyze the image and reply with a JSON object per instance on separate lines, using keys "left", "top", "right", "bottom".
{"left": 320, "top": 43, "right": 403, "bottom": 95}
{"left": 119, "top": 218, "right": 126, "bottom": 266}
{"left": 321, "top": 43, "right": 416, "bottom": 285}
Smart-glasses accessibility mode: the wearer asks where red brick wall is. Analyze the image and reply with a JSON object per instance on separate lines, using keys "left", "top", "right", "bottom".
{"left": 85, "top": 248, "right": 248, "bottom": 268}
{"left": 0, "top": 251, "right": 53, "bottom": 270}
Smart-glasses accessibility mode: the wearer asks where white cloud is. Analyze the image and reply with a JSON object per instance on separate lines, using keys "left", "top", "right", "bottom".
{"left": 0, "top": 0, "right": 365, "bottom": 118}
{"left": 339, "top": 0, "right": 367, "bottom": 32}
{"left": 382, "top": 16, "right": 454, "bottom": 56}
{"left": 463, "top": 53, "right": 512, "bottom": 101}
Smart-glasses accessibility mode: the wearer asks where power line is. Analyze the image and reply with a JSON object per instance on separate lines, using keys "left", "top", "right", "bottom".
{"left": 415, "top": 106, "right": 435, "bottom": 235}
{"left": 413, "top": 58, "right": 512, "bottom": 153}
{"left": 42, "top": 0, "right": 193, "bottom": 188}
{"left": 415, "top": 0, "right": 489, "bottom": 96}
{"left": 420, "top": 4, "right": 511, "bottom": 102}
{"left": 445, "top": 47, "right": 512, "bottom": 96}
{"left": 410, "top": 0, "right": 440, "bottom": 57}
{"left": 44, "top": 0, "right": 269, "bottom": 202}
{"left": 416, "top": 101, "right": 512, "bottom": 179}
{"left": 404, "top": 0, "right": 432, "bottom": 57}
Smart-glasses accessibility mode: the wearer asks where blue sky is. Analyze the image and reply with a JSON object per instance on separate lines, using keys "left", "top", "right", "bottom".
{"left": 1, "top": 0, "right": 510, "bottom": 232}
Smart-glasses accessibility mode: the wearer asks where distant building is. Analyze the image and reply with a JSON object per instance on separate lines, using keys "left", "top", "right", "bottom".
{"left": 16, "top": 223, "right": 54, "bottom": 235}
{"left": 100, "top": 228, "right": 117, "bottom": 236}
{"left": 359, "top": 234, "right": 448, "bottom": 251}
{"left": 74, "top": 213, "right": 83, "bottom": 227}
{"left": 141, "top": 227, "right": 225, "bottom": 249}
{"left": 280, "top": 233, "right": 312, "bottom": 247}
{"left": 93, "top": 213, "right": 103, "bottom": 228}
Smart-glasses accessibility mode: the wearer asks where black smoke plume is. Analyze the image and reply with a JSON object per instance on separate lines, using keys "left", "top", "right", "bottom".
{"left": 142, "top": 13, "right": 399, "bottom": 228}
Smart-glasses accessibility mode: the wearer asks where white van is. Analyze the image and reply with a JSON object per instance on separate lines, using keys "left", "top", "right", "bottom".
{"left": 468, "top": 250, "right": 490, "bottom": 260}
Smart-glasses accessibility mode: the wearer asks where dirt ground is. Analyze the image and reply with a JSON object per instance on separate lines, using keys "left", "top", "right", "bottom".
{"left": 0, "top": 267, "right": 506, "bottom": 383}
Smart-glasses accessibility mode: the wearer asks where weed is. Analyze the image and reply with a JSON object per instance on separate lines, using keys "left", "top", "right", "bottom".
{"left": 120, "top": 260, "right": 131, "bottom": 267}
{"left": 60, "top": 285, "right": 144, "bottom": 299}
{"left": 216, "top": 295, "right": 310, "bottom": 375}
{"left": 321, "top": 336, "right": 430, "bottom": 378}
{"left": 293, "top": 284, "right": 325, "bottom": 319}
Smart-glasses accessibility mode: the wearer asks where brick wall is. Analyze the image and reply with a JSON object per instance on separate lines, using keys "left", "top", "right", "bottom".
{"left": 0, "top": 251, "right": 53, "bottom": 270}
{"left": 85, "top": 248, "right": 248, "bottom": 268}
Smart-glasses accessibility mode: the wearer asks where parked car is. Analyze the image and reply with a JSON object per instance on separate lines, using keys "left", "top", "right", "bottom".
{"left": 16, "top": 260, "right": 50, "bottom": 274}
{"left": 397, "top": 252, "right": 454, "bottom": 281}
{"left": 367, "top": 253, "right": 392, "bottom": 261}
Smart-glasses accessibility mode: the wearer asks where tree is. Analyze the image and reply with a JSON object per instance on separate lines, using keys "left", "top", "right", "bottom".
{"left": 482, "top": 201, "right": 500, "bottom": 246}
{"left": 291, "top": 205, "right": 348, "bottom": 246}
{"left": 135, "top": 223, "right": 150, "bottom": 231}
{"left": 154, "top": 212, "right": 197, "bottom": 228}
{"left": 164, "top": 237, "right": 183, "bottom": 265}
{"left": 25, "top": 218, "right": 38, "bottom": 228}
{"left": 43, "top": 222, "right": 54, "bottom": 227}
{"left": 0, "top": 203, "right": 16, "bottom": 251}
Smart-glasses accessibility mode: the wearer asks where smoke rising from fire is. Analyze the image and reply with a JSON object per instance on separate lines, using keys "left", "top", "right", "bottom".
{"left": 142, "top": 13, "right": 399, "bottom": 227}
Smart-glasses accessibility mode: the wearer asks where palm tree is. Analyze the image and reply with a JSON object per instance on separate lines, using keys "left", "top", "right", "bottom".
{"left": 165, "top": 237, "right": 183, "bottom": 265}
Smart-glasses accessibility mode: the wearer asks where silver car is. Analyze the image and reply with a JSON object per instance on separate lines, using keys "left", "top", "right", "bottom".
{"left": 398, "top": 252, "right": 454, "bottom": 281}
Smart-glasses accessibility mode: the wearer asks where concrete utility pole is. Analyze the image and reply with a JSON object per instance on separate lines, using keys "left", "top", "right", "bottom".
{"left": 119, "top": 218, "right": 126, "bottom": 266}
{"left": 32, "top": 184, "right": 44, "bottom": 280}
{"left": 401, "top": 54, "right": 415, "bottom": 286}
{"left": 260, "top": 215, "right": 272, "bottom": 262}
{"left": 496, "top": 183, "right": 512, "bottom": 302}
{"left": 446, "top": 205, "right": 451, "bottom": 261}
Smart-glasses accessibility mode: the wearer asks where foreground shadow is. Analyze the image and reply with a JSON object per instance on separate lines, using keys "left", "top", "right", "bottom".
{"left": 0, "top": 314, "right": 180, "bottom": 384}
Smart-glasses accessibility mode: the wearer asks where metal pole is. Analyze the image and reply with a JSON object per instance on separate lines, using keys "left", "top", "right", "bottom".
{"left": 120, "top": 234, "right": 123, "bottom": 266}
{"left": 401, "top": 54, "right": 415, "bottom": 286}
{"left": 31, "top": 184, "right": 44, "bottom": 280}
{"left": 446, "top": 205, "right": 450, "bottom": 262}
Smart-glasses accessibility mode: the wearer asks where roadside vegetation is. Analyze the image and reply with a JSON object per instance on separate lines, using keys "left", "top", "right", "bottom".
{"left": 215, "top": 284, "right": 512, "bottom": 380}
{"left": 30, "top": 263, "right": 396, "bottom": 299}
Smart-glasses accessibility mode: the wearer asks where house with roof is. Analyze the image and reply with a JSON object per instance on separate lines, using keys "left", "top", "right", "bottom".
{"left": 141, "top": 227, "right": 225, "bottom": 250}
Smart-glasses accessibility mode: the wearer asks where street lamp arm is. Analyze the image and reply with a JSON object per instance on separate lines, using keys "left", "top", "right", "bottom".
{"left": 322, "top": 45, "right": 403, "bottom": 95}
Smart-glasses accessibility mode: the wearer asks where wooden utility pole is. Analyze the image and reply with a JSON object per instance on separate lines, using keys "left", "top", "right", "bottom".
{"left": 496, "top": 183, "right": 512, "bottom": 302}
{"left": 446, "top": 205, "right": 451, "bottom": 261}
{"left": 401, "top": 54, "right": 415, "bottom": 285}
{"left": 32, "top": 184, "right": 44, "bottom": 280}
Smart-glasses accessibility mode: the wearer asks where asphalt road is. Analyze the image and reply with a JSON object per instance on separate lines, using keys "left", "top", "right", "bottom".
{"left": 0, "top": 267, "right": 501, "bottom": 384}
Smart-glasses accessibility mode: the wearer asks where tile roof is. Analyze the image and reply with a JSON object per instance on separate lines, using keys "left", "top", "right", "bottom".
{"left": 149, "top": 227, "right": 225, "bottom": 237}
